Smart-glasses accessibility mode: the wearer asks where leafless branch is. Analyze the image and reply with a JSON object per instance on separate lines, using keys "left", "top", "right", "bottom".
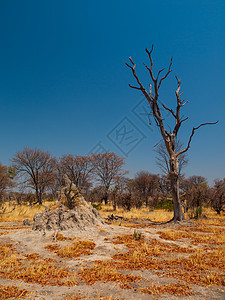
{"left": 158, "top": 57, "right": 173, "bottom": 89}
{"left": 172, "top": 75, "right": 184, "bottom": 135}
{"left": 156, "top": 68, "right": 165, "bottom": 81}
{"left": 128, "top": 84, "right": 142, "bottom": 90}
{"left": 181, "top": 100, "right": 189, "bottom": 106}
{"left": 125, "top": 58, "right": 153, "bottom": 103}
{"left": 180, "top": 117, "right": 188, "bottom": 124}
{"left": 161, "top": 103, "right": 176, "bottom": 118}
{"left": 177, "top": 121, "right": 219, "bottom": 157}
{"left": 153, "top": 138, "right": 163, "bottom": 150}
{"left": 145, "top": 45, "right": 154, "bottom": 72}
{"left": 149, "top": 84, "right": 152, "bottom": 97}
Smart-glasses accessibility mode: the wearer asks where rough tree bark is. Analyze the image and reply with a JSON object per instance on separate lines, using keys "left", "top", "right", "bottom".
{"left": 126, "top": 45, "right": 218, "bottom": 221}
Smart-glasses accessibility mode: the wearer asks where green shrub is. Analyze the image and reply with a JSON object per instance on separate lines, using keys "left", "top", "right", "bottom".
{"left": 91, "top": 203, "right": 102, "bottom": 210}
{"left": 154, "top": 199, "right": 173, "bottom": 211}
{"left": 188, "top": 206, "right": 202, "bottom": 219}
{"left": 133, "top": 229, "right": 142, "bottom": 240}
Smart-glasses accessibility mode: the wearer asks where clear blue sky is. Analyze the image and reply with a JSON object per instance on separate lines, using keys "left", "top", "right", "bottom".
{"left": 0, "top": 0, "right": 224, "bottom": 185}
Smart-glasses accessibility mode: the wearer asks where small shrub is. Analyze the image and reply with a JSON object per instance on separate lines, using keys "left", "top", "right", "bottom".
{"left": 92, "top": 203, "right": 102, "bottom": 210}
{"left": 154, "top": 199, "right": 173, "bottom": 211}
{"left": 189, "top": 206, "right": 202, "bottom": 219}
{"left": 133, "top": 229, "right": 142, "bottom": 240}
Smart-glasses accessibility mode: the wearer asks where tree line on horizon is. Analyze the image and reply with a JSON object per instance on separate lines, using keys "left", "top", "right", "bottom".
{"left": 0, "top": 147, "right": 224, "bottom": 217}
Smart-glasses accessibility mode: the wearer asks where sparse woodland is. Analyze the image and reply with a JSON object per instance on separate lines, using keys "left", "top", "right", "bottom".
{"left": 0, "top": 146, "right": 224, "bottom": 222}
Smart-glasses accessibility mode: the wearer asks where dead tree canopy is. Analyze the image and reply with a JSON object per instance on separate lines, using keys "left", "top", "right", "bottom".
{"left": 126, "top": 45, "right": 218, "bottom": 222}
{"left": 155, "top": 139, "right": 188, "bottom": 176}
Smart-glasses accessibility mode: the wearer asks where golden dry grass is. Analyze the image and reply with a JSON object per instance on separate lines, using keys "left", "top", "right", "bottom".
{"left": 0, "top": 202, "right": 53, "bottom": 222}
{"left": 99, "top": 204, "right": 174, "bottom": 222}
{"left": 0, "top": 284, "right": 28, "bottom": 299}
{"left": 0, "top": 243, "right": 77, "bottom": 286}
{"left": 140, "top": 282, "right": 193, "bottom": 296}
{"left": 45, "top": 240, "right": 96, "bottom": 258}
{"left": 158, "top": 225, "right": 225, "bottom": 245}
{"left": 0, "top": 202, "right": 225, "bottom": 297}
{"left": 52, "top": 232, "right": 74, "bottom": 241}
{"left": 97, "top": 296, "right": 116, "bottom": 300}
{"left": 99, "top": 207, "right": 225, "bottom": 289}
{"left": 58, "top": 241, "right": 95, "bottom": 258}
{"left": 79, "top": 261, "right": 140, "bottom": 286}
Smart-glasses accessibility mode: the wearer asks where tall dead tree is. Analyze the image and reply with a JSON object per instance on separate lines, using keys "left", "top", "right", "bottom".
{"left": 155, "top": 139, "right": 188, "bottom": 176}
{"left": 126, "top": 45, "right": 218, "bottom": 221}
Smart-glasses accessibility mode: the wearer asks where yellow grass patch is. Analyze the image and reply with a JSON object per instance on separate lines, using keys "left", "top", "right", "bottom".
{"left": 45, "top": 240, "right": 96, "bottom": 258}
{"left": 112, "top": 234, "right": 145, "bottom": 248}
{"left": 158, "top": 227, "right": 225, "bottom": 245}
{"left": 99, "top": 205, "right": 174, "bottom": 222}
{"left": 140, "top": 282, "right": 193, "bottom": 296}
{"left": 0, "top": 202, "right": 52, "bottom": 222}
{"left": 0, "top": 284, "right": 28, "bottom": 299}
{"left": 158, "top": 230, "right": 190, "bottom": 241}
{"left": 110, "top": 230, "right": 225, "bottom": 287}
{"left": 52, "top": 232, "right": 74, "bottom": 241}
{"left": 0, "top": 243, "right": 77, "bottom": 286}
{"left": 79, "top": 261, "right": 140, "bottom": 286}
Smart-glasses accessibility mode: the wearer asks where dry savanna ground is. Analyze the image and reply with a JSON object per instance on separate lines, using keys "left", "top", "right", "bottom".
{"left": 0, "top": 203, "right": 225, "bottom": 299}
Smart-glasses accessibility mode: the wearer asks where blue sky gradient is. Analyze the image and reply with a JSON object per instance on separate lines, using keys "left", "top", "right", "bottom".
{"left": 0, "top": 0, "right": 224, "bottom": 185}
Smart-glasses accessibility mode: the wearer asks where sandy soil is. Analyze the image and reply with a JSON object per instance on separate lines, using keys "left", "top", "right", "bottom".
{"left": 0, "top": 220, "right": 224, "bottom": 299}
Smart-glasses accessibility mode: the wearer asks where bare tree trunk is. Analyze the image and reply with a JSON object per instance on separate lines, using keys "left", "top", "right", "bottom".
{"left": 35, "top": 189, "right": 42, "bottom": 205}
{"left": 113, "top": 200, "right": 117, "bottom": 211}
{"left": 169, "top": 172, "right": 185, "bottom": 221}
{"left": 104, "top": 193, "right": 109, "bottom": 205}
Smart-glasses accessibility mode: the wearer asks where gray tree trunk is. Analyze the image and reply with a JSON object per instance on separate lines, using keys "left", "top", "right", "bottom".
{"left": 169, "top": 172, "right": 185, "bottom": 221}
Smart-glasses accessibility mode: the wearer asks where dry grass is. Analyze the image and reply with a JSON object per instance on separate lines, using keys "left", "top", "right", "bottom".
{"left": 140, "top": 282, "right": 193, "bottom": 296}
{"left": 45, "top": 240, "right": 96, "bottom": 258}
{"left": 0, "top": 284, "right": 28, "bottom": 299}
{"left": 107, "top": 217, "right": 225, "bottom": 287}
{"left": 112, "top": 233, "right": 145, "bottom": 248}
{"left": 99, "top": 204, "right": 174, "bottom": 222}
{"left": 97, "top": 296, "right": 117, "bottom": 300}
{"left": 0, "top": 203, "right": 224, "bottom": 297}
{"left": 0, "top": 201, "right": 53, "bottom": 222}
{"left": 79, "top": 261, "right": 140, "bottom": 286}
{"left": 158, "top": 226, "right": 225, "bottom": 245}
{"left": 52, "top": 232, "right": 75, "bottom": 241}
{"left": 0, "top": 243, "right": 77, "bottom": 286}
{"left": 58, "top": 241, "right": 95, "bottom": 258}
{"left": 99, "top": 204, "right": 225, "bottom": 224}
